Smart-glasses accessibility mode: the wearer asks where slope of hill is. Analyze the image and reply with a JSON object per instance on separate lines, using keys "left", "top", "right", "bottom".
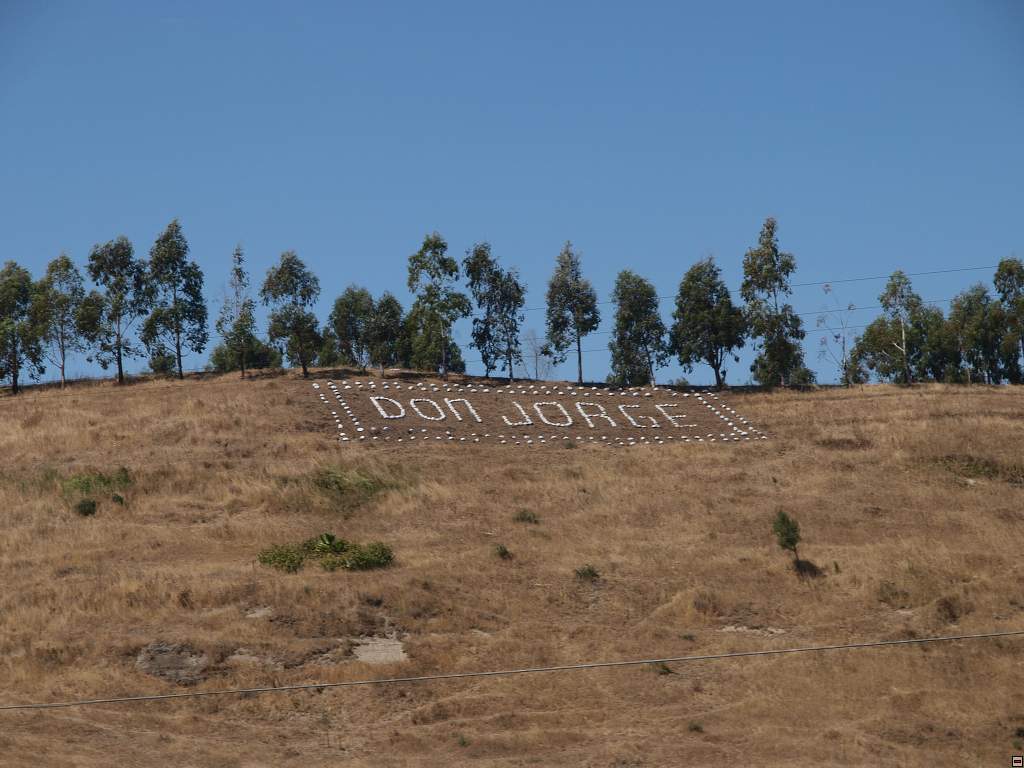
{"left": 1, "top": 372, "right": 1023, "bottom": 766}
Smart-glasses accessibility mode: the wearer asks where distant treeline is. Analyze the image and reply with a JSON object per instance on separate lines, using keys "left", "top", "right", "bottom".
{"left": 1, "top": 218, "right": 1022, "bottom": 394}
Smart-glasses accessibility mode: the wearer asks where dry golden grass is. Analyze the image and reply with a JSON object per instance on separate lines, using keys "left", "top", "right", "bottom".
{"left": 1, "top": 371, "right": 1023, "bottom": 766}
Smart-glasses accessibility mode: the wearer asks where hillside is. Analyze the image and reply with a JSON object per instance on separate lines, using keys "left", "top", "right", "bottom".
{"left": 1, "top": 372, "right": 1023, "bottom": 766}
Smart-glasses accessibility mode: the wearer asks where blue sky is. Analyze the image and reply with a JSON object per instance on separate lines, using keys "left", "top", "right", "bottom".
{"left": 2, "top": 1, "right": 1021, "bottom": 384}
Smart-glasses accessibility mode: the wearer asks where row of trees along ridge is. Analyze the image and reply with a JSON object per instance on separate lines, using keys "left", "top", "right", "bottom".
{"left": 2, "top": 218, "right": 1022, "bottom": 393}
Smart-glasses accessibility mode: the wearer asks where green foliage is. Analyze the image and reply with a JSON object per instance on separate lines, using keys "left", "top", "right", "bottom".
{"left": 771, "top": 510, "right": 801, "bottom": 557}
{"left": 328, "top": 285, "right": 375, "bottom": 370}
{"left": 260, "top": 534, "right": 393, "bottom": 573}
{"left": 74, "top": 498, "right": 97, "bottom": 517}
{"left": 215, "top": 246, "right": 259, "bottom": 378}
{"left": 305, "top": 532, "right": 350, "bottom": 555}
{"left": 31, "top": 253, "right": 87, "bottom": 388}
{"left": 545, "top": 242, "right": 601, "bottom": 384}
{"left": 995, "top": 258, "right": 1024, "bottom": 380}
{"left": 671, "top": 257, "right": 746, "bottom": 389}
{"left": 494, "top": 543, "right": 513, "bottom": 560}
{"left": 402, "top": 298, "right": 466, "bottom": 374}
{"left": 0, "top": 260, "right": 46, "bottom": 394}
{"left": 258, "top": 543, "right": 306, "bottom": 573}
{"left": 208, "top": 337, "right": 282, "bottom": 374}
{"left": 62, "top": 467, "right": 132, "bottom": 497}
{"left": 740, "top": 218, "right": 806, "bottom": 387}
{"left": 687, "top": 721, "right": 704, "bottom": 733}
{"left": 513, "top": 510, "right": 539, "bottom": 524}
{"left": 148, "top": 349, "right": 177, "bottom": 376}
{"left": 608, "top": 270, "right": 668, "bottom": 386}
{"left": 260, "top": 251, "right": 321, "bottom": 377}
{"left": 341, "top": 542, "right": 394, "bottom": 570}
{"left": 406, "top": 232, "right": 471, "bottom": 378}
{"left": 575, "top": 563, "right": 600, "bottom": 582}
{"left": 365, "top": 292, "right": 404, "bottom": 376}
{"left": 111, "top": 493, "right": 126, "bottom": 506}
{"left": 141, "top": 219, "right": 208, "bottom": 379}
{"left": 949, "top": 283, "right": 1012, "bottom": 384}
{"left": 83, "top": 236, "right": 154, "bottom": 384}
{"left": 464, "top": 242, "right": 526, "bottom": 381}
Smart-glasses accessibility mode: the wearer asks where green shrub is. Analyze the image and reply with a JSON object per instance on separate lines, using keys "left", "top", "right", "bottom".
{"left": 771, "top": 510, "right": 801, "bottom": 559}
{"left": 260, "top": 535, "right": 393, "bottom": 573}
{"left": 111, "top": 493, "right": 126, "bottom": 506}
{"left": 74, "top": 498, "right": 97, "bottom": 517}
{"left": 62, "top": 467, "right": 132, "bottom": 497}
{"left": 513, "top": 510, "right": 539, "bottom": 524}
{"left": 343, "top": 542, "right": 394, "bottom": 570}
{"left": 304, "top": 532, "right": 350, "bottom": 555}
{"left": 494, "top": 544, "right": 512, "bottom": 560}
{"left": 688, "top": 721, "right": 704, "bottom": 733}
{"left": 258, "top": 544, "right": 306, "bottom": 573}
{"left": 575, "top": 564, "right": 600, "bottom": 582}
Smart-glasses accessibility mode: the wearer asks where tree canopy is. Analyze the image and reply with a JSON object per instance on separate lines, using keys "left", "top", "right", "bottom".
{"left": 141, "top": 219, "right": 208, "bottom": 379}
{"left": 260, "top": 251, "right": 321, "bottom": 377}
{"left": 740, "top": 218, "right": 808, "bottom": 386}
{"left": 545, "top": 242, "right": 600, "bottom": 385}
{"left": 671, "top": 256, "right": 746, "bottom": 389}
{"left": 608, "top": 270, "right": 668, "bottom": 386}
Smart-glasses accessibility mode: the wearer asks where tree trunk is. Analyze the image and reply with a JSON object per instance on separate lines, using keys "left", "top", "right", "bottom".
{"left": 239, "top": 350, "right": 246, "bottom": 379}
{"left": 59, "top": 336, "right": 67, "bottom": 389}
{"left": 507, "top": 351, "right": 514, "bottom": 384}
{"left": 301, "top": 354, "right": 309, "bottom": 378}
{"left": 10, "top": 346, "right": 19, "bottom": 395}
{"left": 116, "top": 336, "right": 124, "bottom": 385}
{"left": 379, "top": 362, "right": 385, "bottom": 378}
{"left": 575, "top": 334, "right": 583, "bottom": 385}
{"left": 440, "top": 323, "right": 449, "bottom": 381}
{"left": 713, "top": 366, "right": 723, "bottom": 390}
{"left": 175, "top": 327, "right": 184, "bottom": 380}
{"left": 900, "top": 316, "right": 911, "bottom": 385}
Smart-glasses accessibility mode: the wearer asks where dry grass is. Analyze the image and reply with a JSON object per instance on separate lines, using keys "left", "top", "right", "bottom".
{"left": 1, "top": 371, "right": 1023, "bottom": 766}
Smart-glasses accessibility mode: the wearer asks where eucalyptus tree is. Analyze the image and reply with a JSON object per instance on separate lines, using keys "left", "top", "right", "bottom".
{"left": 0, "top": 261, "right": 45, "bottom": 394}
{"left": 403, "top": 298, "right": 466, "bottom": 374}
{"left": 464, "top": 242, "right": 526, "bottom": 382}
{"left": 949, "top": 284, "right": 1007, "bottom": 384}
{"left": 877, "top": 270, "right": 923, "bottom": 384}
{"left": 32, "top": 253, "right": 87, "bottom": 388}
{"left": 82, "top": 235, "right": 153, "bottom": 384}
{"left": 545, "top": 242, "right": 600, "bottom": 385}
{"left": 406, "top": 232, "right": 470, "bottom": 379}
{"left": 142, "top": 219, "right": 208, "bottom": 379}
{"left": 671, "top": 256, "right": 746, "bottom": 389}
{"left": 215, "top": 245, "right": 258, "bottom": 378}
{"left": 740, "top": 218, "right": 806, "bottom": 387}
{"left": 366, "top": 292, "right": 404, "bottom": 377}
{"left": 995, "top": 257, "right": 1024, "bottom": 381}
{"left": 328, "top": 285, "right": 375, "bottom": 370}
{"left": 608, "top": 270, "right": 669, "bottom": 386}
{"left": 260, "top": 251, "right": 321, "bottom": 377}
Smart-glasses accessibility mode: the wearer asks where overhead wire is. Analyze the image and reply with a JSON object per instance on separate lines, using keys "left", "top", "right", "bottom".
{"left": 2, "top": 629, "right": 1019, "bottom": 712}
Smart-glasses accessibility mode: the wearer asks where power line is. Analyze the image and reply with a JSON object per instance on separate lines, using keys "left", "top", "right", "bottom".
{"left": 504, "top": 263, "right": 999, "bottom": 315}
{"left": 456, "top": 296, "right": 959, "bottom": 353}
{"left": 2, "top": 629, "right": 1019, "bottom": 712}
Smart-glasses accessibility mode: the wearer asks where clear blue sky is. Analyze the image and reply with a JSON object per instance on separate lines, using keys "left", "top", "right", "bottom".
{"left": 2, "top": 1, "right": 1021, "bottom": 384}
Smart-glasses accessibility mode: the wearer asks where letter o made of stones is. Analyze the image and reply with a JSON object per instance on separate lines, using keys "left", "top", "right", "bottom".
{"left": 409, "top": 398, "right": 447, "bottom": 421}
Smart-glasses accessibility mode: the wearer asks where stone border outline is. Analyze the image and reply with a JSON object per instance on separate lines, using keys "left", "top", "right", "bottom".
{"left": 312, "top": 379, "right": 768, "bottom": 447}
